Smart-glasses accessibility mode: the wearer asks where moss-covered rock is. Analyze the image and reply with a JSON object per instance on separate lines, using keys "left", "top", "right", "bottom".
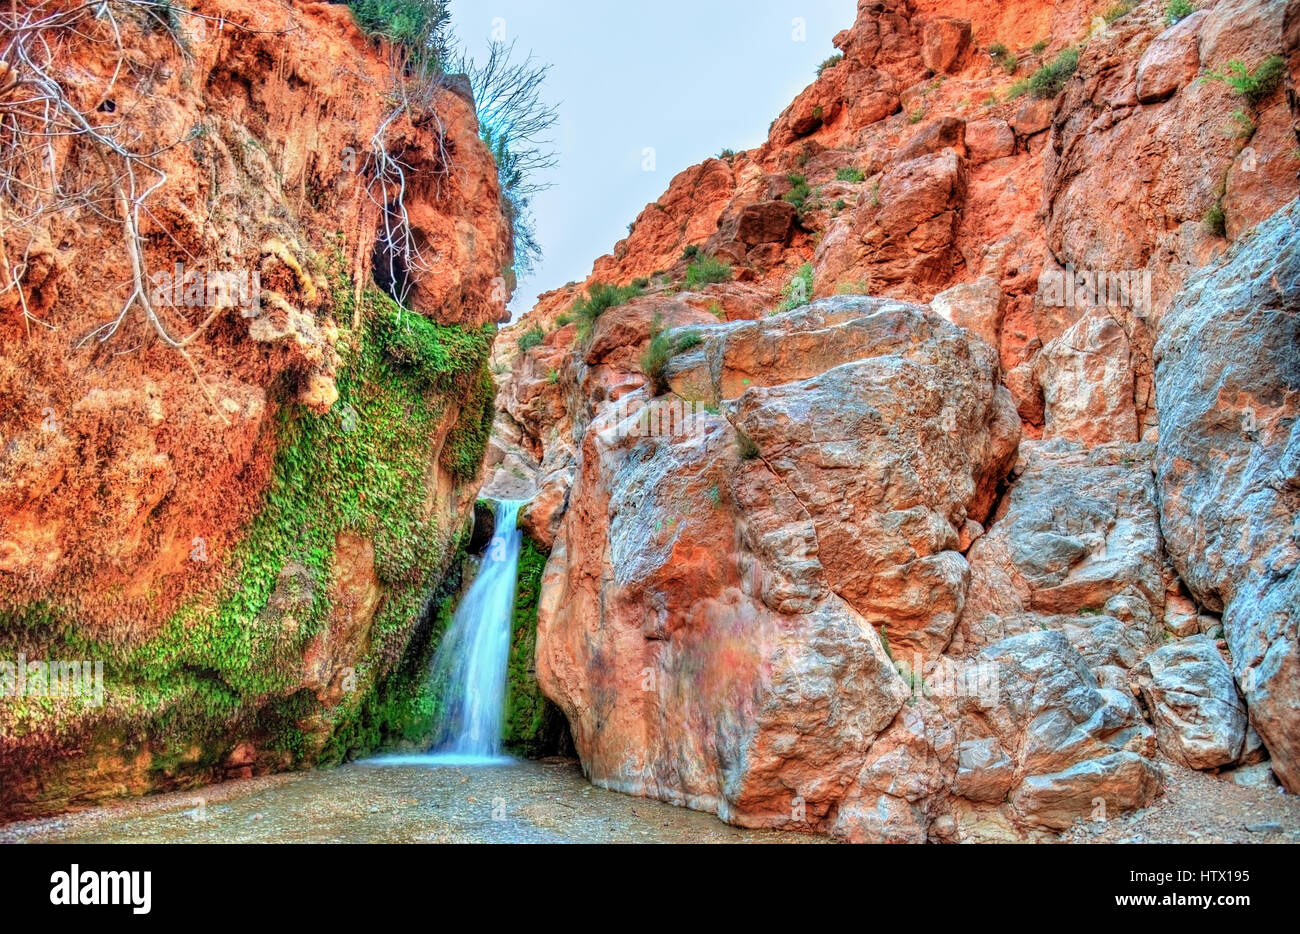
{"left": 0, "top": 286, "right": 495, "bottom": 819}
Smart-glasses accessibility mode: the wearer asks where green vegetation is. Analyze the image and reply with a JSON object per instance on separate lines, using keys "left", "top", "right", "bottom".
{"left": 1031, "top": 39, "right": 1050, "bottom": 55}
{"left": 685, "top": 255, "right": 733, "bottom": 288}
{"left": 346, "top": 0, "right": 451, "bottom": 64}
{"left": 737, "top": 432, "right": 761, "bottom": 460}
{"left": 0, "top": 281, "right": 495, "bottom": 772}
{"left": 502, "top": 537, "right": 562, "bottom": 753}
{"left": 516, "top": 325, "right": 544, "bottom": 352}
{"left": 777, "top": 263, "right": 815, "bottom": 313}
{"left": 641, "top": 318, "right": 704, "bottom": 394}
{"left": 1204, "top": 55, "right": 1286, "bottom": 106}
{"left": 833, "top": 198, "right": 847, "bottom": 212}
{"left": 818, "top": 53, "right": 843, "bottom": 76}
{"left": 1103, "top": 1, "right": 1136, "bottom": 22}
{"left": 782, "top": 172, "right": 812, "bottom": 210}
{"left": 707, "top": 300, "right": 725, "bottom": 319}
{"left": 1204, "top": 198, "right": 1226, "bottom": 236}
{"left": 718, "top": 148, "right": 737, "bottom": 160}
{"left": 835, "top": 279, "right": 870, "bottom": 295}
{"left": 1166, "top": 0, "right": 1195, "bottom": 23}
{"left": 1012, "top": 45, "right": 1080, "bottom": 99}
{"left": 681, "top": 244, "right": 702, "bottom": 261}
{"left": 835, "top": 167, "right": 865, "bottom": 182}
{"left": 569, "top": 280, "right": 645, "bottom": 339}
{"left": 1230, "top": 109, "right": 1256, "bottom": 140}
{"left": 631, "top": 276, "right": 650, "bottom": 289}
{"left": 908, "top": 106, "right": 926, "bottom": 124}
{"left": 879, "top": 625, "right": 894, "bottom": 662}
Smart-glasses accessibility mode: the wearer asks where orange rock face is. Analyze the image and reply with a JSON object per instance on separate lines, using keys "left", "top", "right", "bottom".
{"left": 495, "top": 0, "right": 1300, "bottom": 839}
{"left": 0, "top": 0, "right": 510, "bottom": 630}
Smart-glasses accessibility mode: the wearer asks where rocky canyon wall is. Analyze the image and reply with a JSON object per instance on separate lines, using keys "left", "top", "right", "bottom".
{"left": 484, "top": 0, "right": 1300, "bottom": 841}
{"left": 0, "top": 0, "right": 511, "bottom": 817}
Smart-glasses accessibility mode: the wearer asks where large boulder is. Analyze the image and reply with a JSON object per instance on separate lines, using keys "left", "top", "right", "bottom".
{"left": 1134, "top": 637, "right": 1248, "bottom": 770}
{"left": 536, "top": 297, "right": 1020, "bottom": 834}
{"left": 1155, "top": 202, "right": 1300, "bottom": 790}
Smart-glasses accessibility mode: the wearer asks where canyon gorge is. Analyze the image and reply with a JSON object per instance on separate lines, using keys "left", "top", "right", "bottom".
{"left": 1, "top": 0, "right": 1298, "bottom": 846}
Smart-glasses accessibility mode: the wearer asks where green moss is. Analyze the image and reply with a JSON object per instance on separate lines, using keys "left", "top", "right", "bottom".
{"left": 0, "top": 282, "right": 495, "bottom": 779}
{"left": 502, "top": 537, "right": 567, "bottom": 755}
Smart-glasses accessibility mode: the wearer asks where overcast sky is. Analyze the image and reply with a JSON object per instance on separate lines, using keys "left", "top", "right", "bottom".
{"left": 456, "top": 0, "right": 858, "bottom": 318}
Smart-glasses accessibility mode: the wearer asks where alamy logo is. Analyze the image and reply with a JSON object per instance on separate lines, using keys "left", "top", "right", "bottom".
{"left": 149, "top": 262, "right": 261, "bottom": 316}
{"left": 49, "top": 865, "right": 151, "bottom": 915}
{"left": 0, "top": 654, "right": 104, "bottom": 707}
{"left": 1038, "top": 263, "right": 1152, "bottom": 316}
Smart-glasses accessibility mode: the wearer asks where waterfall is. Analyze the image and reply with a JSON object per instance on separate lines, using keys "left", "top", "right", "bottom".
{"left": 423, "top": 498, "right": 525, "bottom": 764}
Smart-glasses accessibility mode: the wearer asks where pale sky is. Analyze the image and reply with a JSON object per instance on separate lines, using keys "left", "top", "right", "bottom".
{"left": 456, "top": 0, "right": 858, "bottom": 318}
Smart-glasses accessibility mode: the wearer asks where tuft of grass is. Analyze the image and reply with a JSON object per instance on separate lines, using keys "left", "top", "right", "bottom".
{"left": 1166, "top": 0, "right": 1195, "bottom": 23}
{"left": 681, "top": 244, "right": 702, "bottom": 261}
{"left": 777, "top": 262, "right": 815, "bottom": 312}
{"left": 1001, "top": 52, "right": 1019, "bottom": 75}
{"left": 1229, "top": 109, "right": 1256, "bottom": 140}
{"left": 516, "top": 326, "right": 544, "bottom": 353}
{"left": 783, "top": 172, "right": 812, "bottom": 209}
{"left": 546, "top": 368, "right": 559, "bottom": 385}
{"left": 1103, "top": 1, "right": 1135, "bottom": 22}
{"left": 685, "top": 255, "right": 733, "bottom": 288}
{"left": 818, "top": 53, "right": 843, "bottom": 76}
{"left": 631, "top": 276, "right": 650, "bottom": 289}
{"left": 908, "top": 106, "right": 926, "bottom": 124}
{"left": 641, "top": 319, "right": 703, "bottom": 394}
{"left": 833, "top": 198, "right": 847, "bottom": 212}
{"left": 707, "top": 300, "right": 725, "bottom": 319}
{"left": 835, "top": 166, "right": 865, "bottom": 182}
{"left": 835, "top": 279, "right": 870, "bottom": 295}
{"left": 988, "top": 42, "right": 1009, "bottom": 59}
{"left": 1204, "top": 55, "right": 1286, "bottom": 106}
{"left": 1031, "top": 39, "right": 1049, "bottom": 55}
{"left": 571, "top": 281, "right": 645, "bottom": 339}
{"left": 737, "top": 432, "right": 761, "bottom": 460}
{"left": 1024, "top": 45, "right": 1079, "bottom": 98}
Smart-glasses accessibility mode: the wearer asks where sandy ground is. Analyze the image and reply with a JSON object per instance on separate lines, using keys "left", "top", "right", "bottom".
{"left": 1058, "top": 758, "right": 1300, "bottom": 844}
{"left": 4, "top": 754, "right": 1296, "bottom": 845}
{"left": 0, "top": 756, "right": 825, "bottom": 844}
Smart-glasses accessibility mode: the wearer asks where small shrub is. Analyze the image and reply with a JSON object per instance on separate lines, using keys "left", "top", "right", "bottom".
{"left": 737, "top": 432, "right": 761, "bottom": 460}
{"left": 835, "top": 279, "right": 870, "bottom": 295}
{"left": 778, "top": 263, "right": 814, "bottom": 312}
{"left": 835, "top": 167, "right": 865, "bottom": 182}
{"left": 988, "top": 42, "right": 1009, "bottom": 59}
{"left": 681, "top": 244, "right": 702, "bottom": 261}
{"left": 1204, "top": 55, "right": 1286, "bottom": 106}
{"left": 982, "top": 92, "right": 999, "bottom": 107}
{"left": 833, "top": 198, "right": 847, "bottom": 212}
{"left": 1166, "top": 0, "right": 1195, "bottom": 24}
{"left": 1002, "top": 52, "right": 1019, "bottom": 75}
{"left": 516, "top": 326, "right": 544, "bottom": 352}
{"left": 1026, "top": 46, "right": 1079, "bottom": 99}
{"left": 631, "top": 276, "right": 650, "bottom": 289}
{"left": 1103, "top": 1, "right": 1135, "bottom": 22}
{"left": 570, "top": 281, "right": 644, "bottom": 339}
{"left": 870, "top": 180, "right": 881, "bottom": 206}
{"left": 782, "top": 172, "right": 812, "bottom": 209}
{"left": 707, "top": 300, "right": 724, "bottom": 319}
{"left": 908, "top": 106, "right": 925, "bottom": 124}
{"left": 546, "top": 368, "right": 559, "bottom": 384}
{"left": 1031, "top": 39, "right": 1049, "bottom": 55}
{"left": 1006, "top": 79, "right": 1030, "bottom": 99}
{"left": 641, "top": 320, "right": 702, "bottom": 394}
{"left": 685, "top": 255, "right": 733, "bottom": 288}
{"left": 718, "top": 148, "right": 737, "bottom": 160}
{"left": 818, "top": 53, "right": 843, "bottom": 76}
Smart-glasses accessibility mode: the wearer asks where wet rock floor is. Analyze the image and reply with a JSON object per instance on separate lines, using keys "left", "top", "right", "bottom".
{"left": 0, "top": 757, "right": 825, "bottom": 844}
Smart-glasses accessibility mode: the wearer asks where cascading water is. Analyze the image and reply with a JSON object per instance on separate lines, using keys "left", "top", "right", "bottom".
{"left": 421, "top": 498, "right": 525, "bottom": 764}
